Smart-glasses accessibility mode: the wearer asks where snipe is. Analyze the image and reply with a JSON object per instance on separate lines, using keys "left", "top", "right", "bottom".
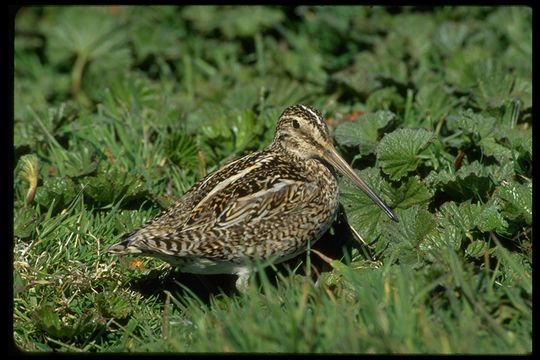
{"left": 108, "top": 104, "right": 398, "bottom": 289}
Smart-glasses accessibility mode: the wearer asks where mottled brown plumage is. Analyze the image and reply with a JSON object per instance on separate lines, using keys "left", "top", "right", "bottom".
{"left": 108, "top": 104, "right": 397, "bottom": 289}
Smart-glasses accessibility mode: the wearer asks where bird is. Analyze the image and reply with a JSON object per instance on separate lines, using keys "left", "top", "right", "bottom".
{"left": 108, "top": 104, "right": 398, "bottom": 290}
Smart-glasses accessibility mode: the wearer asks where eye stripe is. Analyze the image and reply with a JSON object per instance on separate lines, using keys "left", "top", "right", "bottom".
{"left": 298, "top": 104, "right": 328, "bottom": 139}
{"left": 299, "top": 104, "right": 320, "bottom": 120}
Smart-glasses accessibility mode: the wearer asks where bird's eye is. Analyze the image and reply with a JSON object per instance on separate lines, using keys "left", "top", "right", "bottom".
{"left": 292, "top": 120, "right": 300, "bottom": 129}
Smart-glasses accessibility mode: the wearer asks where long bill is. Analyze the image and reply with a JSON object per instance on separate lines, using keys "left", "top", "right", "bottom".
{"left": 323, "top": 147, "right": 399, "bottom": 222}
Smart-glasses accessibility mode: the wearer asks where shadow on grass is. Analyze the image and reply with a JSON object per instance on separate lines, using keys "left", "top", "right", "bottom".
{"left": 126, "top": 205, "right": 362, "bottom": 305}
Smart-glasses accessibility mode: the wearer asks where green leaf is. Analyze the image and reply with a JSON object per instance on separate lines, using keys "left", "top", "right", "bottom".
{"left": 389, "top": 14, "right": 436, "bottom": 60}
{"left": 34, "top": 176, "right": 78, "bottom": 212}
{"left": 493, "top": 124, "right": 532, "bottom": 159}
{"left": 425, "top": 161, "right": 493, "bottom": 201}
{"left": 414, "top": 83, "right": 460, "bottom": 126}
{"left": 484, "top": 162, "right": 515, "bottom": 184}
{"left": 34, "top": 303, "right": 64, "bottom": 338}
{"left": 13, "top": 271, "right": 26, "bottom": 297}
{"left": 438, "top": 201, "right": 480, "bottom": 231}
{"left": 96, "top": 292, "right": 133, "bottom": 320}
{"left": 444, "top": 45, "right": 491, "bottom": 90}
{"left": 83, "top": 171, "right": 148, "bottom": 207}
{"left": 229, "top": 109, "right": 265, "bottom": 151}
{"left": 128, "top": 7, "right": 186, "bottom": 60}
{"left": 423, "top": 223, "right": 462, "bottom": 252}
{"left": 438, "top": 200, "right": 508, "bottom": 234}
{"left": 377, "top": 128, "right": 435, "bottom": 180}
{"left": 339, "top": 167, "right": 395, "bottom": 244}
{"left": 471, "top": 59, "right": 518, "bottom": 109}
{"left": 45, "top": 7, "right": 129, "bottom": 63}
{"left": 164, "top": 132, "right": 199, "bottom": 170}
{"left": 380, "top": 205, "right": 436, "bottom": 265}
{"left": 182, "top": 6, "right": 284, "bottom": 39}
{"left": 391, "top": 176, "right": 433, "bottom": 209}
{"left": 492, "top": 246, "right": 531, "bottom": 294}
{"left": 479, "top": 137, "right": 514, "bottom": 164}
{"left": 33, "top": 303, "right": 99, "bottom": 341}
{"left": 446, "top": 109, "right": 497, "bottom": 141}
{"left": 385, "top": 205, "right": 435, "bottom": 246}
{"left": 14, "top": 206, "right": 38, "bottom": 239}
{"left": 433, "top": 21, "right": 470, "bottom": 56}
{"left": 198, "top": 108, "right": 264, "bottom": 162}
{"left": 99, "top": 73, "right": 161, "bottom": 118}
{"left": 274, "top": 31, "right": 327, "bottom": 85}
{"left": 332, "top": 51, "right": 407, "bottom": 95}
{"left": 261, "top": 77, "right": 317, "bottom": 111}
{"left": 465, "top": 240, "right": 489, "bottom": 258}
{"left": 494, "top": 180, "right": 532, "bottom": 225}
{"left": 476, "top": 202, "right": 508, "bottom": 233}
{"left": 333, "top": 110, "right": 395, "bottom": 155}
{"left": 365, "top": 87, "right": 404, "bottom": 112}
{"left": 49, "top": 145, "right": 99, "bottom": 178}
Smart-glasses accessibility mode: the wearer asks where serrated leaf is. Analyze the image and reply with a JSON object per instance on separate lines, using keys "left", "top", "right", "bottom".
{"left": 425, "top": 161, "right": 493, "bottom": 201}
{"left": 447, "top": 110, "right": 497, "bottom": 141}
{"left": 332, "top": 51, "right": 407, "bottom": 95}
{"left": 414, "top": 83, "right": 459, "bottom": 126}
{"left": 34, "top": 176, "right": 77, "bottom": 212}
{"left": 377, "top": 128, "right": 434, "bottom": 180}
{"left": 83, "top": 171, "right": 147, "bottom": 206}
{"left": 339, "top": 167, "right": 395, "bottom": 243}
{"left": 438, "top": 201, "right": 481, "bottom": 231}
{"left": 484, "top": 162, "right": 515, "bottom": 184}
{"left": 391, "top": 176, "right": 432, "bottom": 209}
{"left": 439, "top": 200, "right": 508, "bottom": 234}
{"left": 494, "top": 125, "right": 532, "bottom": 159}
{"left": 96, "top": 292, "right": 133, "bottom": 320}
{"left": 34, "top": 303, "right": 98, "bottom": 340}
{"left": 183, "top": 6, "right": 284, "bottom": 39}
{"left": 46, "top": 7, "right": 129, "bottom": 63}
{"left": 471, "top": 59, "right": 517, "bottom": 109}
{"left": 479, "top": 137, "right": 514, "bottom": 164}
{"left": 445, "top": 46, "right": 491, "bottom": 90}
{"left": 433, "top": 21, "right": 470, "bottom": 56}
{"left": 492, "top": 246, "right": 531, "bottom": 294}
{"left": 365, "top": 87, "right": 404, "bottom": 112}
{"left": 34, "top": 303, "right": 63, "bottom": 338}
{"left": 423, "top": 223, "right": 463, "bottom": 252}
{"left": 14, "top": 207, "right": 38, "bottom": 239}
{"left": 477, "top": 202, "right": 509, "bottom": 233}
{"left": 334, "top": 111, "right": 395, "bottom": 155}
{"left": 465, "top": 240, "right": 489, "bottom": 258}
{"left": 495, "top": 180, "right": 532, "bottom": 225}
{"left": 384, "top": 205, "right": 435, "bottom": 246}
{"left": 62, "top": 146, "right": 99, "bottom": 178}
{"left": 128, "top": 7, "right": 185, "bottom": 60}
{"left": 199, "top": 108, "right": 264, "bottom": 161}
{"left": 380, "top": 205, "right": 436, "bottom": 265}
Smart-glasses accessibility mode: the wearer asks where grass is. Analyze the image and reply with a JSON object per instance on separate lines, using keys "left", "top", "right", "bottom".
{"left": 13, "top": 5, "right": 531, "bottom": 353}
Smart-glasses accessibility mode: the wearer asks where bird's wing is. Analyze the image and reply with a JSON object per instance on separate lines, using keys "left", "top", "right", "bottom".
{"left": 108, "top": 151, "right": 327, "bottom": 258}
{"left": 181, "top": 162, "right": 320, "bottom": 232}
